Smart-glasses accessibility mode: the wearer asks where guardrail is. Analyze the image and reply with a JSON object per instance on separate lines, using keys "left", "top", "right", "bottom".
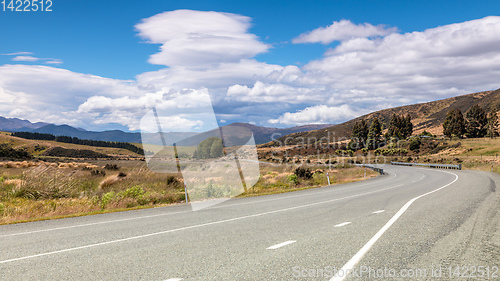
{"left": 356, "top": 164, "right": 384, "bottom": 175}
{"left": 391, "top": 161, "right": 462, "bottom": 170}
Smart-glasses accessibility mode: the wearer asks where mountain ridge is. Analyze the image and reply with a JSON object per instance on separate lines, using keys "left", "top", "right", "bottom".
{"left": 273, "top": 88, "right": 500, "bottom": 145}
{"left": 0, "top": 117, "right": 332, "bottom": 145}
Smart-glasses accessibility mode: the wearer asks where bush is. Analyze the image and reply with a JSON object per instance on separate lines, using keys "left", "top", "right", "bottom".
{"left": 101, "top": 191, "right": 115, "bottom": 209}
{"left": 409, "top": 138, "right": 421, "bottom": 151}
{"left": 91, "top": 169, "right": 106, "bottom": 176}
{"left": 120, "top": 186, "right": 144, "bottom": 198}
{"left": 0, "top": 143, "right": 32, "bottom": 159}
{"left": 166, "top": 175, "right": 180, "bottom": 187}
{"left": 288, "top": 174, "right": 299, "bottom": 185}
{"left": 104, "top": 164, "right": 119, "bottom": 170}
{"left": 42, "top": 147, "right": 111, "bottom": 159}
{"left": 294, "top": 167, "right": 313, "bottom": 180}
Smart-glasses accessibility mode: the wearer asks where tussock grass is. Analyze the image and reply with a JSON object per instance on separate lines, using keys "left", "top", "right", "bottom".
{"left": 243, "top": 164, "right": 377, "bottom": 196}
{"left": 0, "top": 159, "right": 377, "bottom": 224}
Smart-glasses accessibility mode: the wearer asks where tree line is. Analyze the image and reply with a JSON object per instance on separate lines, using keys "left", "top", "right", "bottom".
{"left": 442, "top": 105, "right": 498, "bottom": 138}
{"left": 350, "top": 114, "right": 413, "bottom": 150}
{"left": 11, "top": 132, "right": 145, "bottom": 155}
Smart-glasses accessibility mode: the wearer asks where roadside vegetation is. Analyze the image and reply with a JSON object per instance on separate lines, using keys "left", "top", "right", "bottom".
{"left": 0, "top": 131, "right": 379, "bottom": 224}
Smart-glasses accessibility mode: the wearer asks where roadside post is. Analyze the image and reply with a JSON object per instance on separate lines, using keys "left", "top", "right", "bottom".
{"left": 184, "top": 183, "right": 188, "bottom": 204}
{"left": 326, "top": 172, "right": 331, "bottom": 185}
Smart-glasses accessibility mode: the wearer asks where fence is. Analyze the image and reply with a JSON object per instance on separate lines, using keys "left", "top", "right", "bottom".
{"left": 391, "top": 161, "right": 461, "bottom": 170}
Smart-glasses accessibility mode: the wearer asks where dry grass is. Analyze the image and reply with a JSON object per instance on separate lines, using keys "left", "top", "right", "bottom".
{"left": 0, "top": 158, "right": 378, "bottom": 224}
{"left": 242, "top": 164, "right": 377, "bottom": 196}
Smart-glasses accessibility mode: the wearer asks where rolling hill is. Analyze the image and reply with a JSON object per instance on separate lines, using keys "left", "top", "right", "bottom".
{"left": 272, "top": 88, "right": 500, "bottom": 145}
{"left": 0, "top": 117, "right": 331, "bottom": 145}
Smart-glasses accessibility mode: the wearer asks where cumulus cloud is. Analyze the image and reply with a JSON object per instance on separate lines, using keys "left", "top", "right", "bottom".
{"left": 0, "top": 65, "right": 145, "bottom": 127}
{"left": 4, "top": 13, "right": 500, "bottom": 130}
{"left": 78, "top": 88, "right": 217, "bottom": 131}
{"left": 268, "top": 104, "right": 360, "bottom": 125}
{"left": 135, "top": 10, "right": 270, "bottom": 67}
{"left": 227, "top": 81, "right": 322, "bottom": 103}
{"left": 293, "top": 19, "right": 397, "bottom": 44}
{"left": 300, "top": 16, "right": 500, "bottom": 102}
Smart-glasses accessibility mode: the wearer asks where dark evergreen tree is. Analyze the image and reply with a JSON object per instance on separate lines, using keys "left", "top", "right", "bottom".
{"left": 465, "top": 105, "right": 487, "bottom": 138}
{"left": 350, "top": 119, "right": 369, "bottom": 149}
{"left": 402, "top": 114, "right": 413, "bottom": 139}
{"left": 443, "top": 109, "right": 465, "bottom": 138}
{"left": 387, "top": 114, "right": 402, "bottom": 139}
{"left": 367, "top": 117, "right": 382, "bottom": 149}
{"left": 486, "top": 110, "right": 499, "bottom": 138}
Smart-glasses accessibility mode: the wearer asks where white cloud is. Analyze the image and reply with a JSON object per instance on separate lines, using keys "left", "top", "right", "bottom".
{"left": 3, "top": 52, "right": 63, "bottom": 64}
{"left": 227, "top": 81, "right": 321, "bottom": 103}
{"left": 136, "top": 59, "right": 282, "bottom": 92}
{"left": 3, "top": 13, "right": 500, "bottom": 130}
{"left": 269, "top": 105, "right": 360, "bottom": 125}
{"left": 0, "top": 65, "right": 145, "bottom": 128}
{"left": 135, "top": 10, "right": 270, "bottom": 67}
{"left": 293, "top": 19, "right": 397, "bottom": 44}
{"left": 1, "top": 51, "right": 33, "bottom": 56}
{"left": 12, "top": 56, "right": 39, "bottom": 62}
{"left": 77, "top": 88, "right": 217, "bottom": 131}
{"left": 299, "top": 16, "right": 500, "bottom": 103}
{"left": 45, "top": 59, "right": 63, "bottom": 64}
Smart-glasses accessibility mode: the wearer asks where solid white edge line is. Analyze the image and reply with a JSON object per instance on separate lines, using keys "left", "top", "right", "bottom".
{"left": 266, "top": 240, "right": 296, "bottom": 250}
{"left": 0, "top": 183, "right": 404, "bottom": 264}
{"left": 330, "top": 171, "right": 459, "bottom": 281}
{"left": 164, "top": 279, "right": 183, "bottom": 281}
{"left": 334, "top": 222, "right": 351, "bottom": 228}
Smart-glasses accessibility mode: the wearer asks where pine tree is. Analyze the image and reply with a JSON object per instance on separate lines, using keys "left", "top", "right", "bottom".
{"left": 367, "top": 117, "right": 382, "bottom": 149}
{"left": 402, "top": 114, "right": 413, "bottom": 139}
{"left": 350, "top": 119, "right": 369, "bottom": 149}
{"left": 387, "top": 114, "right": 402, "bottom": 139}
{"left": 486, "top": 110, "right": 499, "bottom": 138}
{"left": 443, "top": 109, "right": 465, "bottom": 139}
{"left": 465, "top": 105, "right": 488, "bottom": 138}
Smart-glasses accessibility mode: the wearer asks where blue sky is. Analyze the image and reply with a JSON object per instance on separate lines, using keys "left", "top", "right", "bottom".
{"left": 1, "top": 0, "right": 500, "bottom": 132}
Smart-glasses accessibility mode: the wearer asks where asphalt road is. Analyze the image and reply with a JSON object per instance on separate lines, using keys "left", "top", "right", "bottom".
{"left": 1, "top": 165, "right": 499, "bottom": 280}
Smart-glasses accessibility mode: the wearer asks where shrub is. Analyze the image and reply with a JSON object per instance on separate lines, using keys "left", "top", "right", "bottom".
{"left": 91, "top": 169, "right": 106, "bottom": 176}
{"left": 288, "top": 174, "right": 299, "bottom": 185}
{"left": 120, "top": 186, "right": 145, "bottom": 199}
{"left": 294, "top": 167, "right": 313, "bottom": 180}
{"left": 104, "top": 164, "right": 119, "bottom": 170}
{"left": 409, "top": 138, "right": 421, "bottom": 151}
{"left": 166, "top": 175, "right": 179, "bottom": 186}
{"left": 101, "top": 191, "right": 115, "bottom": 209}
{"left": 0, "top": 143, "right": 32, "bottom": 159}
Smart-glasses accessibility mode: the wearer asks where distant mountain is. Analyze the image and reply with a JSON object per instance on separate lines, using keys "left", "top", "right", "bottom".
{"left": 273, "top": 88, "right": 500, "bottom": 145}
{"left": 0, "top": 116, "right": 49, "bottom": 131}
{"left": 227, "top": 123, "right": 333, "bottom": 144}
{"left": 31, "top": 124, "right": 143, "bottom": 143}
{"left": 1, "top": 115, "right": 332, "bottom": 145}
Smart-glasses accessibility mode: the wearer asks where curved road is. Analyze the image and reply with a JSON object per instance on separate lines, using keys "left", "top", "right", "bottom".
{"left": 1, "top": 165, "right": 499, "bottom": 280}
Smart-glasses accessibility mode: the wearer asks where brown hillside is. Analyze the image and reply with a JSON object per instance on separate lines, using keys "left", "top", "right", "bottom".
{"left": 274, "top": 88, "right": 500, "bottom": 145}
